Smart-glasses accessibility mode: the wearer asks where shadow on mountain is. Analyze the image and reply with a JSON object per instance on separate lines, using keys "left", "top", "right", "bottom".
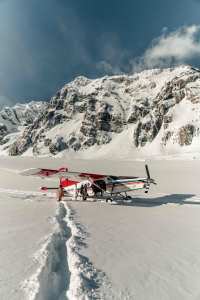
{"left": 114, "top": 194, "right": 197, "bottom": 207}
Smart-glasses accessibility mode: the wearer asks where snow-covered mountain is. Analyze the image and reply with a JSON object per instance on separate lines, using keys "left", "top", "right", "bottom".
{"left": 0, "top": 101, "right": 47, "bottom": 154}
{"left": 5, "top": 65, "right": 200, "bottom": 158}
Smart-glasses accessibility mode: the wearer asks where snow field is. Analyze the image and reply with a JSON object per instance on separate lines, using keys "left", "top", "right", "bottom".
{"left": 21, "top": 201, "right": 108, "bottom": 300}
{"left": 1, "top": 156, "right": 200, "bottom": 299}
{"left": 66, "top": 205, "right": 111, "bottom": 300}
{"left": 70, "top": 194, "right": 200, "bottom": 300}
{"left": 22, "top": 202, "right": 70, "bottom": 300}
{"left": 0, "top": 190, "right": 56, "bottom": 300}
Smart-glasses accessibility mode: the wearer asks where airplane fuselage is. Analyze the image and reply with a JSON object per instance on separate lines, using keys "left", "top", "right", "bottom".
{"left": 61, "top": 177, "right": 146, "bottom": 198}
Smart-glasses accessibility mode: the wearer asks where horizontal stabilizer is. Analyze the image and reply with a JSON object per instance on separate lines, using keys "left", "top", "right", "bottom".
{"left": 41, "top": 186, "right": 58, "bottom": 191}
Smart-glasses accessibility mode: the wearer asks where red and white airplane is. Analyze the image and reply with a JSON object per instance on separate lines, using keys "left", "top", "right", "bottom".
{"left": 21, "top": 165, "right": 156, "bottom": 202}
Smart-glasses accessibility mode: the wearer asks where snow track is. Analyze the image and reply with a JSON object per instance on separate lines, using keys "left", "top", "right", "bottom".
{"left": 66, "top": 205, "right": 110, "bottom": 300}
{"left": 22, "top": 202, "right": 108, "bottom": 300}
{"left": 22, "top": 202, "right": 70, "bottom": 300}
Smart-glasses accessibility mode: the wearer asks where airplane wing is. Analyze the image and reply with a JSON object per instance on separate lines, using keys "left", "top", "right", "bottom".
{"left": 20, "top": 167, "right": 107, "bottom": 180}
{"left": 20, "top": 167, "right": 148, "bottom": 182}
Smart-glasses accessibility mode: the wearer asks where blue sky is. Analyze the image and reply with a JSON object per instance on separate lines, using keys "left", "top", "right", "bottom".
{"left": 1, "top": 0, "right": 200, "bottom": 106}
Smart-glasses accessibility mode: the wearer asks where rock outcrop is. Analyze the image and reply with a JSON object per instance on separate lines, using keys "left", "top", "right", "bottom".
{"left": 5, "top": 65, "right": 200, "bottom": 157}
{"left": 0, "top": 102, "right": 46, "bottom": 153}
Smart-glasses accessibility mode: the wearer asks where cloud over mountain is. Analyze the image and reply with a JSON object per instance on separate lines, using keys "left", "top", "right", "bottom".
{"left": 143, "top": 25, "right": 200, "bottom": 67}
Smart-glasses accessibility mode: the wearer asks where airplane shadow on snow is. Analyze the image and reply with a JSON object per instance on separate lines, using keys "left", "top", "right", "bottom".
{"left": 114, "top": 194, "right": 197, "bottom": 207}
{"left": 8, "top": 192, "right": 198, "bottom": 207}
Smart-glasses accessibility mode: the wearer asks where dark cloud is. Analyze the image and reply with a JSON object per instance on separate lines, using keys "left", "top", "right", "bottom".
{"left": 0, "top": 0, "right": 200, "bottom": 106}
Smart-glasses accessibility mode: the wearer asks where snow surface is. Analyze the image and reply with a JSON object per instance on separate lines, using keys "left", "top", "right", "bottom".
{"left": 1, "top": 156, "right": 200, "bottom": 299}
{"left": 0, "top": 191, "right": 56, "bottom": 300}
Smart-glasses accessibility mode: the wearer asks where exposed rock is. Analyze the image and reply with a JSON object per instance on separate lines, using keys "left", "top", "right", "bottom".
{"left": 44, "top": 138, "right": 52, "bottom": 147}
{"left": 66, "top": 134, "right": 81, "bottom": 151}
{"left": 163, "top": 115, "right": 173, "bottom": 129}
{"left": 49, "top": 137, "right": 68, "bottom": 154}
{"left": 178, "top": 125, "right": 195, "bottom": 146}
{"left": 127, "top": 98, "right": 150, "bottom": 124}
{"left": 0, "top": 102, "right": 47, "bottom": 128}
{"left": 0, "top": 101, "right": 46, "bottom": 154}
{"left": 9, "top": 142, "right": 19, "bottom": 156}
{"left": 162, "top": 131, "right": 173, "bottom": 146}
{"left": 0, "top": 136, "right": 9, "bottom": 146}
{"left": 5, "top": 65, "right": 200, "bottom": 156}
{"left": 134, "top": 118, "right": 159, "bottom": 147}
{"left": 96, "top": 132, "right": 112, "bottom": 145}
{"left": 82, "top": 137, "right": 96, "bottom": 147}
{"left": 9, "top": 135, "right": 32, "bottom": 156}
{"left": 0, "top": 124, "right": 8, "bottom": 142}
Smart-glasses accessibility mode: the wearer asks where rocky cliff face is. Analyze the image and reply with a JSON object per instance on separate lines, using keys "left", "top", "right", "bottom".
{"left": 0, "top": 102, "right": 47, "bottom": 153}
{"left": 7, "top": 65, "right": 200, "bottom": 157}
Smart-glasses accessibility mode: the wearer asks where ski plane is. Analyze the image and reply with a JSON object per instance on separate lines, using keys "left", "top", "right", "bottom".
{"left": 21, "top": 165, "right": 156, "bottom": 202}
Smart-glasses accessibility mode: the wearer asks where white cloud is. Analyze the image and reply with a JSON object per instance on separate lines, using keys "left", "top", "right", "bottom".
{"left": 96, "top": 61, "right": 123, "bottom": 75}
{"left": 94, "top": 25, "right": 200, "bottom": 76}
{"left": 143, "top": 25, "right": 200, "bottom": 68}
{"left": 97, "top": 25, "right": 200, "bottom": 76}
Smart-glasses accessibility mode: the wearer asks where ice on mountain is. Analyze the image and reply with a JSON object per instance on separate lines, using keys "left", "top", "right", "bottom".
{"left": 3, "top": 65, "right": 200, "bottom": 158}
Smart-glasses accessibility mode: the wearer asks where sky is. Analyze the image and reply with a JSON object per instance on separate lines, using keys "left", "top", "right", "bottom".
{"left": 1, "top": 0, "right": 200, "bottom": 106}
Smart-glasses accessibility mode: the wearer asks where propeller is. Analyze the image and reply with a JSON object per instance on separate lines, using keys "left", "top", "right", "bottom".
{"left": 145, "top": 164, "right": 151, "bottom": 180}
{"left": 145, "top": 164, "right": 157, "bottom": 186}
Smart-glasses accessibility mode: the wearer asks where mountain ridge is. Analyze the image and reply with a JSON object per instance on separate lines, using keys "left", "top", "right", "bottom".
{"left": 1, "top": 65, "right": 200, "bottom": 159}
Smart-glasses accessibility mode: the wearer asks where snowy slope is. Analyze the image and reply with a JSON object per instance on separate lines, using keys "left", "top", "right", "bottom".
{"left": 0, "top": 101, "right": 47, "bottom": 155}
{"left": 5, "top": 65, "right": 200, "bottom": 159}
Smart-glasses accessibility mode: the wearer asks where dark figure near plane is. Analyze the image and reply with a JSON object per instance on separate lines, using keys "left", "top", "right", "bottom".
{"left": 92, "top": 180, "right": 106, "bottom": 197}
{"left": 80, "top": 184, "right": 88, "bottom": 201}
